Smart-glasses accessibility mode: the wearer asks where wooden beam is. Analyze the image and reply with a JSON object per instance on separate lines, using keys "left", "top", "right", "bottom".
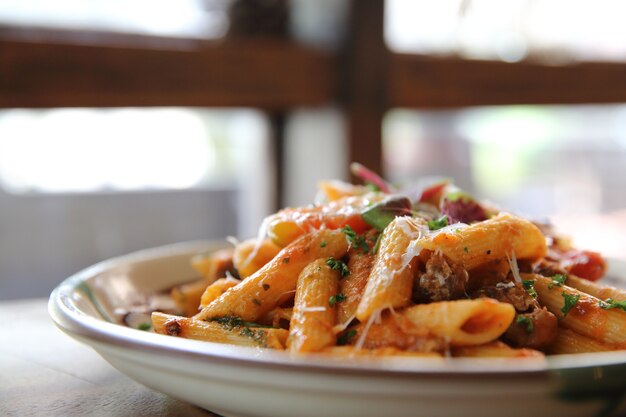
{"left": 390, "top": 54, "right": 626, "bottom": 108}
{"left": 340, "top": 0, "right": 388, "bottom": 176}
{"left": 0, "top": 37, "right": 335, "bottom": 109}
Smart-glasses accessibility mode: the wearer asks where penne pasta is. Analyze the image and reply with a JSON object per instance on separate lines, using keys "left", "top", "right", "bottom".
{"left": 356, "top": 216, "right": 425, "bottom": 321}
{"left": 191, "top": 248, "right": 235, "bottom": 282}
{"left": 195, "top": 229, "right": 349, "bottom": 322}
{"left": 233, "top": 238, "right": 281, "bottom": 279}
{"left": 171, "top": 279, "right": 209, "bottom": 317}
{"left": 152, "top": 312, "right": 288, "bottom": 349}
{"left": 200, "top": 277, "right": 241, "bottom": 309}
{"left": 418, "top": 213, "right": 547, "bottom": 270}
{"left": 565, "top": 274, "right": 626, "bottom": 302}
{"left": 402, "top": 299, "right": 515, "bottom": 346}
{"left": 337, "top": 250, "right": 375, "bottom": 326}
{"left": 150, "top": 167, "right": 624, "bottom": 359}
{"left": 548, "top": 328, "right": 614, "bottom": 354}
{"left": 451, "top": 341, "right": 543, "bottom": 358}
{"left": 322, "top": 346, "right": 442, "bottom": 358}
{"left": 531, "top": 274, "right": 626, "bottom": 346}
{"left": 288, "top": 259, "right": 340, "bottom": 353}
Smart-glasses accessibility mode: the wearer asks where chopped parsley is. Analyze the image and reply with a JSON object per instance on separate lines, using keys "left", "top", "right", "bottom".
{"left": 209, "top": 315, "right": 272, "bottom": 330}
{"left": 372, "top": 233, "right": 383, "bottom": 254}
{"left": 239, "top": 327, "right": 267, "bottom": 346}
{"left": 329, "top": 293, "right": 347, "bottom": 307}
{"left": 326, "top": 257, "right": 350, "bottom": 277}
{"left": 427, "top": 215, "right": 449, "bottom": 231}
{"left": 320, "top": 241, "right": 327, "bottom": 248}
{"left": 343, "top": 225, "right": 369, "bottom": 252}
{"left": 515, "top": 316, "right": 534, "bottom": 334}
{"left": 548, "top": 274, "right": 568, "bottom": 289}
{"left": 463, "top": 246, "right": 469, "bottom": 253}
{"left": 138, "top": 322, "right": 152, "bottom": 331}
{"left": 240, "top": 327, "right": 255, "bottom": 338}
{"left": 522, "top": 280, "right": 537, "bottom": 299}
{"left": 561, "top": 292, "right": 580, "bottom": 318}
{"left": 598, "top": 298, "right": 626, "bottom": 312}
{"left": 337, "top": 329, "right": 357, "bottom": 346}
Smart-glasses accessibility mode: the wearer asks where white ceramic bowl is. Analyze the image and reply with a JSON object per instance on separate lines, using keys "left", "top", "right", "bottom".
{"left": 49, "top": 241, "right": 626, "bottom": 417}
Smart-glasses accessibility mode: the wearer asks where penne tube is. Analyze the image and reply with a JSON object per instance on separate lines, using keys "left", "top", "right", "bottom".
{"left": 262, "top": 307, "right": 293, "bottom": 328}
{"left": 152, "top": 312, "right": 288, "bottom": 349}
{"left": 191, "top": 248, "right": 235, "bottom": 282}
{"left": 530, "top": 274, "right": 626, "bottom": 345}
{"left": 170, "top": 279, "right": 209, "bottom": 317}
{"left": 200, "top": 277, "right": 241, "bottom": 309}
{"left": 233, "top": 238, "right": 281, "bottom": 279}
{"left": 288, "top": 259, "right": 339, "bottom": 353}
{"left": 418, "top": 213, "right": 547, "bottom": 270}
{"left": 402, "top": 299, "right": 515, "bottom": 346}
{"left": 322, "top": 346, "right": 442, "bottom": 358}
{"left": 266, "top": 195, "right": 379, "bottom": 247}
{"left": 548, "top": 328, "right": 614, "bottom": 354}
{"left": 452, "top": 341, "right": 544, "bottom": 358}
{"left": 337, "top": 251, "right": 374, "bottom": 325}
{"left": 195, "top": 229, "right": 349, "bottom": 322}
{"left": 565, "top": 275, "right": 626, "bottom": 302}
{"left": 356, "top": 217, "right": 424, "bottom": 321}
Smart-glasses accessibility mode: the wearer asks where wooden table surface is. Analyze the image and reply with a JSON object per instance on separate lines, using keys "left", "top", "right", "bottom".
{"left": 0, "top": 298, "right": 220, "bottom": 417}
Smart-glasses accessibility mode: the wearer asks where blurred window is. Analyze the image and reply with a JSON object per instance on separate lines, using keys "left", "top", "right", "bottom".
{"left": 384, "top": 105, "right": 626, "bottom": 217}
{"left": 386, "top": 0, "right": 626, "bottom": 63}
{"left": 0, "top": 0, "right": 228, "bottom": 39}
{"left": 0, "top": 108, "right": 272, "bottom": 299}
{"left": 0, "top": 108, "right": 269, "bottom": 195}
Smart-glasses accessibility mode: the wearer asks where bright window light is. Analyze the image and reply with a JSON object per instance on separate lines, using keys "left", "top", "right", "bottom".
{"left": 0, "top": 108, "right": 215, "bottom": 193}
{"left": 386, "top": 0, "right": 626, "bottom": 62}
{"left": 0, "top": 0, "right": 227, "bottom": 39}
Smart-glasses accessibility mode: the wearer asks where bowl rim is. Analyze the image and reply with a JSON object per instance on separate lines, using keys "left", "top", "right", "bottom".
{"left": 49, "top": 240, "right": 626, "bottom": 380}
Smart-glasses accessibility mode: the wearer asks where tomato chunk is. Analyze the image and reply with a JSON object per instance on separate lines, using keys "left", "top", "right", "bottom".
{"left": 564, "top": 250, "right": 607, "bottom": 282}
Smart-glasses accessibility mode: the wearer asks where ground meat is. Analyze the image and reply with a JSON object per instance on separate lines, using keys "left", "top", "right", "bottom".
{"left": 472, "top": 277, "right": 558, "bottom": 350}
{"left": 472, "top": 280, "right": 536, "bottom": 312}
{"left": 534, "top": 259, "right": 568, "bottom": 278}
{"left": 504, "top": 307, "right": 558, "bottom": 349}
{"left": 414, "top": 252, "right": 468, "bottom": 302}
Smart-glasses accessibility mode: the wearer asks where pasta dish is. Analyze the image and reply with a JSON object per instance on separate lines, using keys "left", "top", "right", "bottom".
{"left": 149, "top": 163, "right": 626, "bottom": 358}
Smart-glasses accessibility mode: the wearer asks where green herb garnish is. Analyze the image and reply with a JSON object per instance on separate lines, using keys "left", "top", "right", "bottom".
{"left": 343, "top": 225, "right": 369, "bottom": 252}
{"left": 320, "top": 241, "right": 327, "bottom": 248}
{"left": 239, "top": 327, "right": 267, "bottom": 346}
{"left": 326, "top": 257, "right": 350, "bottom": 277}
{"left": 548, "top": 274, "right": 568, "bottom": 289}
{"left": 365, "top": 182, "right": 380, "bottom": 192}
{"left": 598, "top": 298, "right": 626, "bottom": 311}
{"left": 329, "top": 293, "right": 347, "bottom": 308}
{"left": 337, "top": 329, "right": 357, "bottom": 346}
{"left": 522, "top": 279, "right": 537, "bottom": 299}
{"left": 138, "top": 322, "right": 152, "bottom": 331}
{"left": 561, "top": 292, "right": 580, "bottom": 318}
{"left": 515, "top": 316, "right": 534, "bottom": 334}
{"left": 372, "top": 232, "right": 383, "bottom": 254}
{"left": 427, "top": 215, "right": 449, "bottom": 231}
{"left": 209, "top": 315, "right": 273, "bottom": 329}
{"left": 361, "top": 196, "right": 412, "bottom": 231}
